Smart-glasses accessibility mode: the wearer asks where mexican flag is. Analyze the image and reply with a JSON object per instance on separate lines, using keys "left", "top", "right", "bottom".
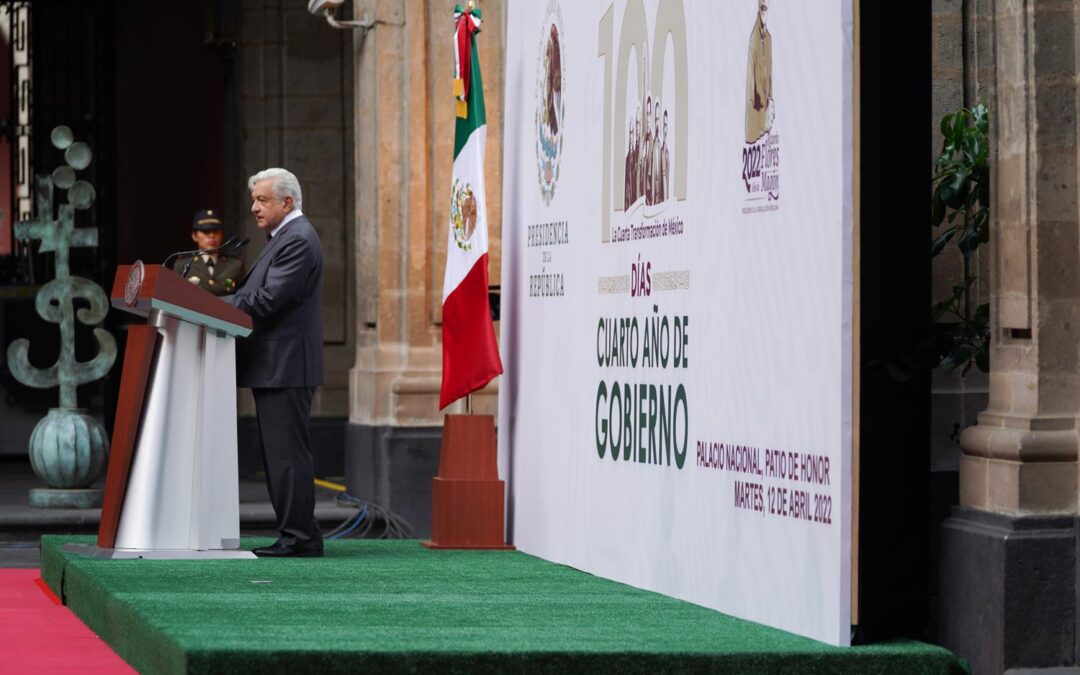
{"left": 440, "top": 3, "right": 503, "bottom": 409}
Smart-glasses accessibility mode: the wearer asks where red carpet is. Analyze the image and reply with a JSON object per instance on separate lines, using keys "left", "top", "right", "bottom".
{"left": 0, "top": 568, "right": 135, "bottom": 674}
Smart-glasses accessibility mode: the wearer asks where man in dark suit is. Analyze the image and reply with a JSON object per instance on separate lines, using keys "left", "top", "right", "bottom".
{"left": 223, "top": 168, "right": 324, "bottom": 558}
{"left": 170, "top": 209, "right": 245, "bottom": 295}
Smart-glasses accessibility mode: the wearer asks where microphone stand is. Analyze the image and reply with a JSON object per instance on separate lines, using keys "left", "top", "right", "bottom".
{"left": 164, "top": 236, "right": 249, "bottom": 278}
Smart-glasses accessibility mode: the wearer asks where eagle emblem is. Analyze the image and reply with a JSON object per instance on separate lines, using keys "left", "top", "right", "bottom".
{"left": 124, "top": 260, "right": 144, "bottom": 307}
{"left": 450, "top": 178, "right": 477, "bottom": 252}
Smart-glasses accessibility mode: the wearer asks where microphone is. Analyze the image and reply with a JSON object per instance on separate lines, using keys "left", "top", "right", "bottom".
{"left": 166, "top": 235, "right": 250, "bottom": 278}
{"left": 224, "top": 236, "right": 250, "bottom": 252}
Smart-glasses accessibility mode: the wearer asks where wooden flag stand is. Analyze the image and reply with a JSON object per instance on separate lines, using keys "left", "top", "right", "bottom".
{"left": 421, "top": 411, "right": 514, "bottom": 550}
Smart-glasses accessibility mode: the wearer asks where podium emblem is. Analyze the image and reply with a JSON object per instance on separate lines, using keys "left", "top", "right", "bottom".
{"left": 124, "top": 260, "right": 144, "bottom": 307}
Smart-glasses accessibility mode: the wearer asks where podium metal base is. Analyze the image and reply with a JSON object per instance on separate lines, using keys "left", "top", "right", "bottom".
{"left": 61, "top": 544, "right": 257, "bottom": 560}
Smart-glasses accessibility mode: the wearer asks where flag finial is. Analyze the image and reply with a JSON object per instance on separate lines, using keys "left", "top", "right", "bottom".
{"left": 453, "top": 3, "right": 482, "bottom": 119}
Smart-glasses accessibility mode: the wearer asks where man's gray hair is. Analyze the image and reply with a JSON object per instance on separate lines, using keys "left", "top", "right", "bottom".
{"left": 248, "top": 168, "right": 303, "bottom": 211}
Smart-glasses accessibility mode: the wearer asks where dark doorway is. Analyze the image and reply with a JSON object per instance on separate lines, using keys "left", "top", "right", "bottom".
{"left": 114, "top": 0, "right": 228, "bottom": 266}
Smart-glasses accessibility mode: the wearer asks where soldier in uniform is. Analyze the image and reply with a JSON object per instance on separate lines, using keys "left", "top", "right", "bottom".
{"left": 171, "top": 209, "right": 245, "bottom": 296}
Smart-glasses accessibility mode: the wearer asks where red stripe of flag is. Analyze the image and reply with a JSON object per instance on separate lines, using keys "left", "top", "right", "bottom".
{"left": 440, "top": 253, "right": 502, "bottom": 409}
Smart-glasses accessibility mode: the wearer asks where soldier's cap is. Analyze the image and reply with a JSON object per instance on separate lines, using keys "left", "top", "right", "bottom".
{"left": 192, "top": 209, "right": 224, "bottom": 231}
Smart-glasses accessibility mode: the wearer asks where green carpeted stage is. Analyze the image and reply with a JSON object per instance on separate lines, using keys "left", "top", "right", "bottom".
{"left": 41, "top": 536, "right": 966, "bottom": 675}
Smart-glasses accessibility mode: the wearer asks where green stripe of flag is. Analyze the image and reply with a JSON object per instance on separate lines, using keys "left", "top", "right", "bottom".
{"left": 453, "top": 44, "right": 486, "bottom": 160}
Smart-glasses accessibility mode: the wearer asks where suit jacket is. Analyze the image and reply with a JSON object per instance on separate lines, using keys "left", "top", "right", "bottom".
{"left": 171, "top": 252, "right": 245, "bottom": 296}
{"left": 224, "top": 215, "right": 324, "bottom": 388}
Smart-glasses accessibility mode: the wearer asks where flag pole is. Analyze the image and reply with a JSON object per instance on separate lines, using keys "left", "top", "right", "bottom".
{"left": 424, "top": 0, "right": 512, "bottom": 551}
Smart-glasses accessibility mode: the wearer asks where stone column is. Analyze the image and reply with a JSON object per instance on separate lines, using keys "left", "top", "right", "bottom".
{"left": 958, "top": 0, "right": 1079, "bottom": 514}
{"left": 939, "top": 2, "right": 1079, "bottom": 672}
{"left": 346, "top": 0, "right": 505, "bottom": 536}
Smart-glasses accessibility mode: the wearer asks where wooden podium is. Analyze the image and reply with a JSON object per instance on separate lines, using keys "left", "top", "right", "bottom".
{"left": 422, "top": 414, "right": 513, "bottom": 550}
{"left": 96, "top": 263, "right": 253, "bottom": 556}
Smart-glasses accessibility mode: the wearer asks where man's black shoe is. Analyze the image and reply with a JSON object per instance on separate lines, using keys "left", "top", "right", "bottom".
{"left": 253, "top": 542, "right": 324, "bottom": 558}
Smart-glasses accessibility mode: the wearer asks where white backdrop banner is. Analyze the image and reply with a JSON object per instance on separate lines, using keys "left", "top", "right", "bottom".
{"left": 498, "top": 0, "right": 854, "bottom": 646}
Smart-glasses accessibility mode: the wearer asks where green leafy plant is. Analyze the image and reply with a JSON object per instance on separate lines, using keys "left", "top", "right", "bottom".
{"left": 931, "top": 103, "right": 990, "bottom": 375}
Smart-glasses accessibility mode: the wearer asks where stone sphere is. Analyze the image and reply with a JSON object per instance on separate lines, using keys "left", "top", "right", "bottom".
{"left": 28, "top": 408, "right": 109, "bottom": 489}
